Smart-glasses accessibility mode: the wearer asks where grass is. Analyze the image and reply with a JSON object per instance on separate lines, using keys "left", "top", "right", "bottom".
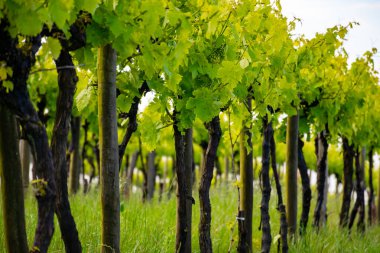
{"left": 0, "top": 183, "right": 380, "bottom": 252}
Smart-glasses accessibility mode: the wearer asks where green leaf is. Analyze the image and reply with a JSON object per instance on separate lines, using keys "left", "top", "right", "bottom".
{"left": 76, "top": 0, "right": 100, "bottom": 14}
{"left": 206, "top": 19, "right": 218, "bottom": 38}
{"left": 217, "top": 61, "right": 244, "bottom": 88}
{"left": 112, "top": 30, "right": 136, "bottom": 59}
{"left": 233, "top": 82, "right": 248, "bottom": 100}
{"left": 0, "top": 67, "right": 7, "bottom": 80}
{"left": 74, "top": 46, "right": 96, "bottom": 69}
{"left": 13, "top": 12, "right": 43, "bottom": 35}
{"left": 86, "top": 22, "right": 111, "bottom": 46}
{"left": 46, "top": 37, "right": 61, "bottom": 59}
{"left": 139, "top": 116, "right": 159, "bottom": 152}
{"left": 103, "top": 0, "right": 118, "bottom": 10}
{"left": 2, "top": 80, "right": 14, "bottom": 92}
{"left": 166, "top": 73, "right": 182, "bottom": 93}
{"left": 178, "top": 108, "right": 195, "bottom": 130}
{"left": 107, "top": 14, "right": 124, "bottom": 37}
{"left": 6, "top": 67, "right": 12, "bottom": 77}
{"left": 49, "top": 0, "right": 74, "bottom": 28}
{"left": 298, "top": 116, "right": 310, "bottom": 135}
{"left": 76, "top": 86, "right": 94, "bottom": 113}
{"left": 116, "top": 95, "right": 132, "bottom": 113}
{"left": 186, "top": 88, "right": 222, "bottom": 123}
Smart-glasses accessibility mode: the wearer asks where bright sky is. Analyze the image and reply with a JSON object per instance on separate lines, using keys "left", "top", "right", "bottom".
{"left": 281, "top": 0, "right": 380, "bottom": 70}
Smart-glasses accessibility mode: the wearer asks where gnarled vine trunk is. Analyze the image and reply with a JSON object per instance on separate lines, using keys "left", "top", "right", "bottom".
{"left": 348, "top": 149, "right": 365, "bottom": 232}
{"left": 20, "top": 139, "right": 31, "bottom": 190}
{"left": 0, "top": 20, "right": 56, "bottom": 253}
{"left": 260, "top": 118, "right": 272, "bottom": 253}
{"left": 313, "top": 129, "right": 329, "bottom": 228}
{"left": 271, "top": 132, "right": 288, "bottom": 253}
{"left": 286, "top": 113, "right": 299, "bottom": 236}
{"left": 339, "top": 137, "right": 354, "bottom": 227}
{"left": 51, "top": 49, "right": 82, "bottom": 252}
{"left": 368, "top": 148, "right": 374, "bottom": 225}
{"left": 184, "top": 128, "right": 194, "bottom": 252}
{"left": 297, "top": 138, "right": 311, "bottom": 234}
{"left": 199, "top": 116, "right": 222, "bottom": 253}
{"left": 173, "top": 116, "right": 192, "bottom": 253}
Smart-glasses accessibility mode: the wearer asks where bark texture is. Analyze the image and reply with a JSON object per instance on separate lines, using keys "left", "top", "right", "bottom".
{"left": 237, "top": 97, "right": 253, "bottom": 253}
{"left": 184, "top": 128, "right": 193, "bottom": 253}
{"left": 98, "top": 44, "right": 120, "bottom": 253}
{"left": 339, "top": 137, "right": 354, "bottom": 227}
{"left": 51, "top": 49, "right": 82, "bottom": 252}
{"left": 348, "top": 150, "right": 365, "bottom": 232}
{"left": 173, "top": 118, "right": 190, "bottom": 253}
{"left": 271, "top": 133, "right": 288, "bottom": 253}
{"left": 0, "top": 20, "right": 56, "bottom": 253}
{"left": 260, "top": 118, "right": 272, "bottom": 253}
{"left": 1, "top": 14, "right": 90, "bottom": 252}
{"left": 198, "top": 116, "right": 222, "bottom": 253}
{"left": 37, "top": 93, "right": 48, "bottom": 125}
{"left": 368, "top": 148, "right": 374, "bottom": 225}
{"left": 297, "top": 138, "right": 311, "bottom": 234}
{"left": 20, "top": 139, "right": 31, "bottom": 189}
{"left": 286, "top": 113, "right": 299, "bottom": 236}
{"left": 313, "top": 130, "right": 329, "bottom": 228}
{"left": 0, "top": 105, "right": 29, "bottom": 253}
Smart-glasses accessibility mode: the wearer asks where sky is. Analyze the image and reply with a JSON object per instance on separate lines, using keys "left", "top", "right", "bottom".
{"left": 281, "top": 0, "right": 380, "bottom": 70}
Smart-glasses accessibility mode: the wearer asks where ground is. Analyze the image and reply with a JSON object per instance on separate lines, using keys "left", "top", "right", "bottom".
{"left": 1, "top": 183, "right": 379, "bottom": 252}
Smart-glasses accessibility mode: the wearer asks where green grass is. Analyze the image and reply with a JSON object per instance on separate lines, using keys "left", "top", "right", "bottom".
{"left": 0, "top": 184, "right": 379, "bottom": 252}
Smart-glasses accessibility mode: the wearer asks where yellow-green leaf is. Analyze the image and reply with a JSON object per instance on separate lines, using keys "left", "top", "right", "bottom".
{"left": 0, "top": 67, "right": 7, "bottom": 80}
{"left": 2, "top": 80, "right": 14, "bottom": 92}
{"left": 46, "top": 37, "right": 61, "bottom": 59}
